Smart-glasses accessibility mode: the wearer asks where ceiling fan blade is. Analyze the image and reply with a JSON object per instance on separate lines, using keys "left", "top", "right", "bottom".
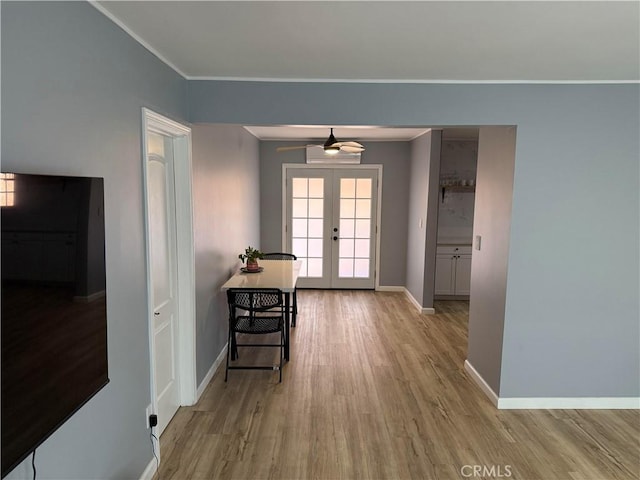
{"left": 339, "top": 145, "right": 365, "bottom": 154}
{"left": 336, "top": 141, "right": 364, "bottom": 149}
{"left": 276, "top": 145, "right": 312, "bottom": 152}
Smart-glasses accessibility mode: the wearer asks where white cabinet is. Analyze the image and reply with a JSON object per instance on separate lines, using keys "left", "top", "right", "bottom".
{"left": 435, "top": 245, "right": 472, "bottom": 296}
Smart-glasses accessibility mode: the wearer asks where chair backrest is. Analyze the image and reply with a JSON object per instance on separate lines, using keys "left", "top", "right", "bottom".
{"left": 227, "top": 288, "right": 283, "bottom": 314}
{"left": 262, "top": 252, "right": 297, "bottom": 261}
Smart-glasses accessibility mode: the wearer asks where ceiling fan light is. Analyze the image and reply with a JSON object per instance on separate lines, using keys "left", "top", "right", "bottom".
{"left": 324, "top": 146, "right": 340, "bottom": 155}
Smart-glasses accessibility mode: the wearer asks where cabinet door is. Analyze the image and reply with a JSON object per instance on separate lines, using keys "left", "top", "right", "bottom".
{"left": 454, "top": 254, "right": 472, "bottom": 295}
{"left": 434, "top": 254, "right": 454, "bottom": 295}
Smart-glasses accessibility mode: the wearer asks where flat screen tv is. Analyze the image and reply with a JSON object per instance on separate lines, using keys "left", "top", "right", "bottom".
{"left": 1, "top": 173, "right": 109, "bottom": 477}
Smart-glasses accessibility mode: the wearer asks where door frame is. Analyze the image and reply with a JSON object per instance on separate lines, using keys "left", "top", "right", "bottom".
{"left": 281, "top": 163, "right": 383, "bottom": 289}
{"left": 141, "top": 108, "right": 197, "bottom": 432}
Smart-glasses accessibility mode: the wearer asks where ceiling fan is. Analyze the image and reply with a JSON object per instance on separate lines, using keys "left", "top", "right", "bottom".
{"left": 276, "top": 128, "right": 365, "bottom": 155}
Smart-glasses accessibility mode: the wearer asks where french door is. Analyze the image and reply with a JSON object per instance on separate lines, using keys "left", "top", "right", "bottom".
{"left": 285, "top": 167, "right": 379, "bottom": 289}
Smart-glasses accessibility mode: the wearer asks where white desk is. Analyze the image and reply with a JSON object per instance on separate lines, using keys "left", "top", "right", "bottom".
{"left": 221, "top": 259, "right": 301, "bottom": 360}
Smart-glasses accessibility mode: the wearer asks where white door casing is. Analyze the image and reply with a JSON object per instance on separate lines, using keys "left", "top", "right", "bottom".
{"left": 142, "top": 109, "right": 196, "bottom": 442}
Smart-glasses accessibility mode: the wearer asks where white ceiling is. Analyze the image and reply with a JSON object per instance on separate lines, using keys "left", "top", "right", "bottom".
{"left": 243, "top": 126, "right": 479, "bottom": 141}
{"left": 93, "top": 1, "right": 638, "bottom": 141}
{"left": 96, "top": 1, "right": 639, "bottom": 82}
{"left": 244, "top": 126, "right": 428, "bottom": 141}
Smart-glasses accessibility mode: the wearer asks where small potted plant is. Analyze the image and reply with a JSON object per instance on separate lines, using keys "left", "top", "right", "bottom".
{"left": 238, "top": 246, "right": 264, "bottom": 272}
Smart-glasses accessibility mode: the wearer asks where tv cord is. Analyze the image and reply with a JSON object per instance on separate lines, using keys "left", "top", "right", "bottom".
{"left": 150, "top": 431, "right": 160, "bottom": 480}
{"left": 31, "top": 449, "right": 37, "bottom": 480}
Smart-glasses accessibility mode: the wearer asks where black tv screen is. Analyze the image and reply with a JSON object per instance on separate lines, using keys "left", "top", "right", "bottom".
{"left": 1, "top": 173, "right": 109, "bottom": 477}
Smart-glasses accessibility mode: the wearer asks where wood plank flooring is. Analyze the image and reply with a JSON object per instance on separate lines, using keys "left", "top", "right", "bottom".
{"left": 156, "top": 290, "right": 639, "bottom": 480}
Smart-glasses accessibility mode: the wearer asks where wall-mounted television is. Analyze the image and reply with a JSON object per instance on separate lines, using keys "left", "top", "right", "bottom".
{"left": 1, "top": 173, "right": 109, "bottom": 477}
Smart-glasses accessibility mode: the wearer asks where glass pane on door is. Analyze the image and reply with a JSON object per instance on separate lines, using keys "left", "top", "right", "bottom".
{"left": 291, "top": 177, "right": 324, "bottom": 278}
{"left": 338, "top": 177, "right": 373, "bottom": 278}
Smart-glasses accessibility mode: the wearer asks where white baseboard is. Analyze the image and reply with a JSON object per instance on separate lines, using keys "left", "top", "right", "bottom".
{"left": 196, "top": 343, "right": 228, "bottom": 401}
{"left": 464, "top": 360, "right": 499, "bottom": 406}
{"left": 464, "top": 359, "right": 640, "bottom": 410}
{"left": 497, "top": 397, "right": 640, "bottom": 410}
{"left": 376, "top": 285, "right": 405, "bottom": 292}
{"left": 139, "top": 457, "right": 157, "bottom": 480}
{"left": 403, "top": 288, "right": 436, "bottom": 315}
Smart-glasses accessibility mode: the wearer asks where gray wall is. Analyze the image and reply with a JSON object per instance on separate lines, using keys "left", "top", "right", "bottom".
{"left": 467, "top": 127, "right": 517, "bottom": 394}
{"left": 2, "top": 2, "right": 187, "bottom": 479}
{"left": 190, "top": 80, "right": 639, "bottom": 399}
{"left": 259, "top": 140, "right": 410, "bottom": 287}
{"left": 406, "top": 133, "right": 431, "bottom": 305}
{"left": 422, "top": 131, "right": 441, "bottom": 308}
{"left": 406, "top": 130, "right": 440, "bottom": 309}
{"left": 191, "top": 124, "right": 260, "bottom": 384}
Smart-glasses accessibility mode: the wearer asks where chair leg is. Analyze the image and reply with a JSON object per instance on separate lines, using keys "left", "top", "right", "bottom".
{"left": 279, "top": 327, "right": 284, "bottom": 383}
{"left": 225, "top": 329, "right": 232, "bottom": 382}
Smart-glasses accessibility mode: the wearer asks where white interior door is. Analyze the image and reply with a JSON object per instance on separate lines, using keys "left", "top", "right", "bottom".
{"left": 146, "top": 132, "right": 180, "bottom": 434}
{"left": 286, "top": 167, "right": 379, "bottom": 289}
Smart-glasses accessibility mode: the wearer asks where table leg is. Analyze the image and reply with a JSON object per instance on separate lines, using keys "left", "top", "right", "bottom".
{"left": 284, "top": 292, "right": 290, "bottom": 361}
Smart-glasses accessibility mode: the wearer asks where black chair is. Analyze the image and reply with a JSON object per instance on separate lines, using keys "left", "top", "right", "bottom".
{"left": 225, "top": 288, "right": 285, "bottom": 382}
{"left": 262, "top": 252, "right": 298, "bottom": 326}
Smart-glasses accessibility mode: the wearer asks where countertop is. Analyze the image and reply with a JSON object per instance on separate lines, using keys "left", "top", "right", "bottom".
{"left": 437, "top": 237, "right": 472, "bottom": 246}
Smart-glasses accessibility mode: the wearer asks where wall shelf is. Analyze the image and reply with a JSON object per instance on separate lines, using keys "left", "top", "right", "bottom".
{"left": 441, "top": 185, "right": 475, "bottom": 201}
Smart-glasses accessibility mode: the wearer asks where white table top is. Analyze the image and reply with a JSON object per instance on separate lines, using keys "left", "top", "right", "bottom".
{"left": 221, "top": 259, "right": 302, "bottom": 293}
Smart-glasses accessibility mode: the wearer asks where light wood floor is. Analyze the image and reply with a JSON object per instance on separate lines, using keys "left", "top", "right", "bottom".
{"left": 156, "top": 290, "right": 639, "bottom": 480}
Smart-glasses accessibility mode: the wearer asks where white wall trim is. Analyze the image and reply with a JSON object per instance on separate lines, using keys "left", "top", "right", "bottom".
{"left": 184, "top": 76, "right": 640, "bottom": 85}
{"left": 196, "top": 343, "right": 228, "bottom": 401}
{"left": 464, "top": 359, "right": 500, "bottom": 407}
{"left": 464, "top": 360, "right": 639, "bottom": 409}
{"left": 138, "top": 458, "right": 157, "bottom": 480}
{"left": 404, "top": 288, "right": 422, "bottom": 312}
{"left": 497, "top": 397, "right": 640, "bottom": 410}
{"left": 89, "top": 1, "right": 187, "bottom": 79}
{"left": 376, "top": 285, "right": 405, "bottom": 292}
{"left": 403, "top": 288, "right": 435, "bottom": 314}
